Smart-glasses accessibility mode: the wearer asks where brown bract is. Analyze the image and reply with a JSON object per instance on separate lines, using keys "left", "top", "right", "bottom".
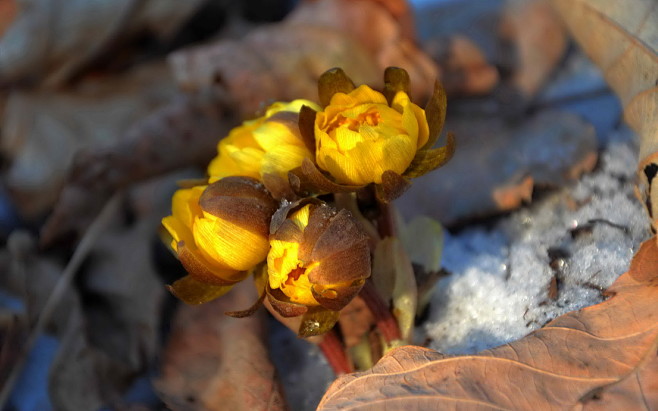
{"left": 319, "top": 237, "right": 658, "bottom": 410}
{"left": 199, "top": 176, "right": 278, "bottom": 236}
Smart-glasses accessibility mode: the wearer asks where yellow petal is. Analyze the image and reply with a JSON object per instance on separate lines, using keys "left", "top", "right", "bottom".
{"left": 281, "top": 271, "right": 317, "bottom": 306}
{"left": 268, "top": 240, "right": 301, "bottom": 289}
{"left": 401, "top": 102, "right": 419, "bottom": 147}
{"left": 193, "top": 214, "right": 269, "bottom": 271}
{"left": 252, "top": 121, "right": 302, "bottom": 152}
{"left": 265, "top": 99, "right": 321, "bottom": 117}
{"left": 410, "top": 102, "right": 430, "bottom": 148}
{"left": 162, "top": 216, "right": 191, "bottom": 248}
{"left": 289, "top": 204, "right": 311, "bottom": 229}
{"left": 260, "top": 144, "right": 312, "bottom": 179}
{"left": 334, "top": 126, "right": 365, "bottom": 151}
{"left": 331, "top": 85, "right": 387, "bottom": 107}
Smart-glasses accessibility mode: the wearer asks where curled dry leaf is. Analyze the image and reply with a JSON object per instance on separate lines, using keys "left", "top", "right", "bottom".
{"left": 155, "top": 281, "right": 287, "bottom": 411}
{"left": 550, "top": 0, "right": 658, "bottom": 235}
{"left": 397, "top": 110, "right": 598, "bottom": 225}
{"left": 319, "top": 236, "right": 658, "bottom": 410}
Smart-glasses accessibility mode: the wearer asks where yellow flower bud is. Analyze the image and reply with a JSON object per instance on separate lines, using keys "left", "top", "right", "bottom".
{"left": 162, "top": 176, "right": 277, "bottom": 285}
{"left": 208, "top": 99, "right": 321, "bottom": 183}
{"left": 266, "top": 203, "right": 371, "bottom": 316}
{"left": 314, "top": 85, "right": 429, "bottom": 185}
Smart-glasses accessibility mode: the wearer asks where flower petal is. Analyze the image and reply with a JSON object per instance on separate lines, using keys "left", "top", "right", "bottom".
{"left": 194, "top": 214, "right": 270, "bottom": 271}
{"left": 260, "top": 144, "right": 312, "bottom": 179}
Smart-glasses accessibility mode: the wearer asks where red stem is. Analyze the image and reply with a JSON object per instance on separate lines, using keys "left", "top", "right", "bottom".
{"left": 318, "top": 329, "right": 352, "bottom": 375}
{"left": 360, "top": 280, "right": 401, "bottom": 343}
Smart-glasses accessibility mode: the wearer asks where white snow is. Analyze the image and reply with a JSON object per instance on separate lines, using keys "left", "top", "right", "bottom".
{"left": 421, "top": 129, "right": 650, "bottom": 354}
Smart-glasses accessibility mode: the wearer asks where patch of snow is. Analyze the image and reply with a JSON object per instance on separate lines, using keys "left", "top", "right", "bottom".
{"left": 422, "top": 128, "right": 650, "bottom": 354}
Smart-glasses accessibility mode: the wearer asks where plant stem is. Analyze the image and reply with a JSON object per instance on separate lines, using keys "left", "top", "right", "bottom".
{"left": 318, "top": 329, "right": 352, "bottom": 375}
{"left": 359, "top": 280, "right": 401, "bottom": 343}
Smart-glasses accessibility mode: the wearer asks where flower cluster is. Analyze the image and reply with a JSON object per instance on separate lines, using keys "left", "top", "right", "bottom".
{"left": 162, "top": 67, "right": 454, "bottom": 336}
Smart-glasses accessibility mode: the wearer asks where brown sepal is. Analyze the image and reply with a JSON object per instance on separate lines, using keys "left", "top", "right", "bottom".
{"left": 177, "top": 242, "right": 246, "bottom": 285}
{"left": 318, "top": 67, "right": 356, "bottom": 107}
{"left": 298, "top": 307, "right": 341, "bottom": 338}
{"left": 421, "top": 80, "right": 448, "bottom": 151}
{"left": 298, "top": 105, "right": 318, "bottom": 156}
{"left": 266, "top": 285, "right": 309, "bottom": 318}
{"left": 199, "top": 176, "right": 277, "bottom": 236}
{"left": 312, "top": 279, "right": 366, "bottom": 311}
{"left": 383, "top": 67, "right": 411, "bottom": 105}
{"left": 404, "top": 132, "right": 456, "bottom": 178}
{"left": 225, "top": 292, "right": 266, "bottom": 318}
{"left": 176, "top": 178, "right": 209, "bottom": 188}
{"left": 269, "top": 197, "right": 324, "bottom": 235}
{"left": 262, "top": 172, "right": 297, "bottom": 202}
{"left": 308, "top": 240, "right": 371, "bottom": 285}
{"left": 290, "top": 158, "right": 366, "bottom": 196}
{"left": 167, "top": 275, "right": 234, "bottom": 305}
{"left": 308, "top": 209, "right": 370, "bottom": 270}
{"left": 375, "top": 170, "right": 411, "bottom": 203}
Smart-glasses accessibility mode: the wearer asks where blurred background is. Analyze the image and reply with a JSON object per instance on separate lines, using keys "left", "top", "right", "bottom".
{"left": 0, "top": 0, "right": 645, "bottom": 410}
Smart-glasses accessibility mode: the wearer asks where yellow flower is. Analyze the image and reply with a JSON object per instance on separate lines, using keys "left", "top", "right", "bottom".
{"left": 162, "top": 177, "right": 277, "bottom": 286}
{"left": 314, "top": 85, "right": 429, "bottom": 185}
{"left": 208, "top": 99, "right": 321, "bottom": 183}
{"left": 266, "top": 203, "right": 371, "bottom": 313}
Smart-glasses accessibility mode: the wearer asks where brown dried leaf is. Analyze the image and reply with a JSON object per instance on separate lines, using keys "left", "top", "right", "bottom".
{"left": 397, "top": 110, "right": 598, "bottom": 225}
{"left": 1, "top": 60, "right": 177, "bottom": 220}
{"left": 319, "top": 236, "right": 658, "bottom": 410}
{"left": 170, "top": 0, "right": 438, "bottom": 117}
{"left": 500, "top": 0, "right": 568, "bottom": 97}
{"left": 0, "top": 0, "right": 205, "bottom": 86}
{"left": 39, "top": 91, "right": 226, "bottom": 245}
{"left": 424, "top": 35, "right": 500, "bottom": 96}
{"left": 155, "top": 281, "right": 287, "bottom": 411}
{"left": 550, "top": 0, "right": 658, "bottom": 234}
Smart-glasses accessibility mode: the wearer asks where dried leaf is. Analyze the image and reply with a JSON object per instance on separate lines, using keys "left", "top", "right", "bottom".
{"left": 1, "top": 61, "right": 178, "bottom": 220}
{"left": 551, "top": 0, "right": 658, "bottom": 234}
{"left": 155, "top": 281, "right": 287, "bottom": 411}
{"left": 39, "top": 91, "right": 226, "bottom": 245}
{"left": 0, "top": 0, "right": 206, "bottom": 86}
{"left": 397, "top": 110, "right": 598, "bottom": 225}
{"left": 500, "top": 0, "right": 568, "bottom": 97}
{"left": 170, "top": 0, "right": 438, "bottom": 117}
{"left": 319, "top": 236, "right": 658, "bottom": 410}
{"left": 168, "top": 275, "right": 233, "bottom": 305}
{"left": 424, "top": 35, "right": 499, "bottom": 96}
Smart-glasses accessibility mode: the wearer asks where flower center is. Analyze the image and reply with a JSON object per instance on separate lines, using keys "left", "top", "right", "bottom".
{"left": 327, "top": 109, "right": 382, "bottom": 134}
{"left": 285, "top": 265, "right": 306, "bottom": 286}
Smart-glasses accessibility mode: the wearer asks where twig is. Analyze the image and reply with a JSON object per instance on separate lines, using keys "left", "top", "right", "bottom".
{"left": 0, "top": 193, "right": 122, "bottom": 409}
